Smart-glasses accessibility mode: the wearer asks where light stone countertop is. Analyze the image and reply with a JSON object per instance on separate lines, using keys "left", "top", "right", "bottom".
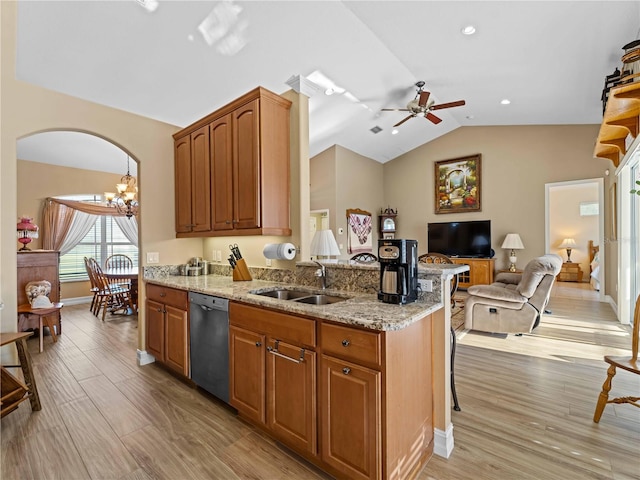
{"left": 145, "top": 274, "right": 444, "bottom": 332}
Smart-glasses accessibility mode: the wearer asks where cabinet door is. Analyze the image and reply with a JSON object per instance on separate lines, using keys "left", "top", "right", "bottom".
{"left": 211, "top": 114, "right": 234, "bottom": 231}
{"left": 266, "top": 339, "right": 317, "bottom": 456}
{"left": 229, "top": 325, "right": 266, "bottom": 424}
{"left": 320, "top": 355, "right": 381, "bottom": 480}
{"left": 233, "top": 99, "right": 260, "bottom": 230}
{"left": 174, "top": 135, "right": 193, "bottom": 233}
{"left": 190, "top": 125, "right": 212, "bottom": 232}
{"left": 470, "top": 259, "right": 492, "bottom": 285}
{"left": 164, "top": 305, "right": 189, "bottom": 376}
{"left": 146, "top": 299, "right": 165, "bottom": 361}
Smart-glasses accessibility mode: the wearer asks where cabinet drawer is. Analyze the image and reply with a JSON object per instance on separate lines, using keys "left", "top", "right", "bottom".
{"left": 230, "top": 302, "right": 316, "bottom": 347}
{"left": 320, "top": 322, "right": 381, "bottom": 368}
{"left": 146, "top": 284, "right": 188, "bottom": 310}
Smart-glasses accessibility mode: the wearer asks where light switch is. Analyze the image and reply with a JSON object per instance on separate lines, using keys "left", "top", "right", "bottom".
{"left": 147, "top": 252, "right": 159, "bottom": 264}
{"left": 216, "top": 250, "right": 222, "bottom": 262}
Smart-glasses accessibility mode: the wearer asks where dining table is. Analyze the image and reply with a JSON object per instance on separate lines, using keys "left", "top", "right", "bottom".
{"left": 103, "top": 267, "right": 139, "bottom": 314}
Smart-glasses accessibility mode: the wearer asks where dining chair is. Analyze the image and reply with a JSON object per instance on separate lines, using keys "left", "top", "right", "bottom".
{"left": 350, "top": 252, "right": 378, "bottom": 263}
{"left": 104, "top": 254, "right": 133, "bottom": 289}
{"left": 88, "top": 258, "right": 133, "bottom": 321}
{"left": 418, "top": 252, "right": 461, "bottom": 411}
{"left": 84, "top": 257, "right": 100, "bottom": 315}
{"left": 593, "top": 294, "right": 640, "bottom": 422}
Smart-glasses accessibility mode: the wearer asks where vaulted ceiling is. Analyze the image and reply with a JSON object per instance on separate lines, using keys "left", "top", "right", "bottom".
{"left": 15, "top": 1, "right": 640, "bottom": 171}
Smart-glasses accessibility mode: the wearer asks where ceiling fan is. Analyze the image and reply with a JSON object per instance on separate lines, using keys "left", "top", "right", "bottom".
{"left": 381, "top": 81, "right": 466, "bottom": 127}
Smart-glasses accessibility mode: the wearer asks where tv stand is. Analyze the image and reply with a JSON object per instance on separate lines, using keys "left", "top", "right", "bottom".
{"left": 449, "top": 257, "right": 495, "bottom": 289}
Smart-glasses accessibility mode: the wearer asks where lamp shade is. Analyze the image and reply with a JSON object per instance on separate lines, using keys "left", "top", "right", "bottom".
{"left": 501, "top": 233, "right": 524, "bottom": 250}
{"left": 310, "top": 229, "right": 341, "bottom": 257}
{"left": 559, "top": 238, "right": 577, "bottom": 249}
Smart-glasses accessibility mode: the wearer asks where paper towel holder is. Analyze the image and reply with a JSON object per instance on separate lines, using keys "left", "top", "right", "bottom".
{"left": 263, "top": 243, "right": 297, "bottom": 260}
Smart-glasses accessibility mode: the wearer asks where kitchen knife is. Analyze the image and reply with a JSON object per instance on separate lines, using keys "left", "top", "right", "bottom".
{"left": 228, "top": 255, "right": 237, "bottom": 268}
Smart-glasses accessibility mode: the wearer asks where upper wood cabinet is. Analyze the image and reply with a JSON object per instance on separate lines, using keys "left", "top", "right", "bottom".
{"left": 173, "top": 87, "right": 292, "bottom": 237}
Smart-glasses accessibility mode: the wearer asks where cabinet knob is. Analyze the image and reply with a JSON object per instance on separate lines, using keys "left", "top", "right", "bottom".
{"left": 156, "top": 308, "right": 162, "bottom": 312}
{"left": 342, "top": 367, "right": 351, "bottom": 375}
{"left": 225, "top": 220, "right": 231, "bottom": 224}
{"left": 341, "top": 339, "right": 350, "bottom": 347}
{"left": 256, "top": 341, "right": 262, "bottom": 347}
{"left": 160, "top": 292, "right": 166, "bottom": 297}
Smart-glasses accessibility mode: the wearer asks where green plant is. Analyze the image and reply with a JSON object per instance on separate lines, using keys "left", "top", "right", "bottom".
{"left": 632, "top": 180, "right": 640, "bottom": 196}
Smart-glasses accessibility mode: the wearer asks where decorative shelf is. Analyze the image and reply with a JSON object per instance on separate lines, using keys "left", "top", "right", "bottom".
{"left": 594, "top": 82, "right": 640, "bottom": 166}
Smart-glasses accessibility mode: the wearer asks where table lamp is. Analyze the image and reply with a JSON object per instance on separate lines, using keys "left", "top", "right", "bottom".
{"left": 16, "top": 216, "right": 39, "bottom": 251}
{"left": 310, "top": 229, "right": 341, "bottom": 260}
{"left": 501, "top": 233, "right": 524, "bottom": 272}
{"left": 559, "top": 238, "right": 577, "bottom": 262}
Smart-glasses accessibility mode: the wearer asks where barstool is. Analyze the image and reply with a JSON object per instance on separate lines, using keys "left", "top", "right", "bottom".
{"left": 17, "top": 303, "right": 63, "bottom": 352}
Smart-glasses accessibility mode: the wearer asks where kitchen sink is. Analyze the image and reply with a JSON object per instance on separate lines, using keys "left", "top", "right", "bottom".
{"left": 254, "top": 289, "right": 310, "bottom": 300}
{"left": 251, "top": 289, "right": 350, "bottom": 305}
{"left": 293, "top": 294, "right": 349, "bottom": 305}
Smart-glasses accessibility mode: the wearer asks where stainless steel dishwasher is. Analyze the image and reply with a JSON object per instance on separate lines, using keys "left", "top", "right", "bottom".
{"left": 189, "top": 292, "right": 229, "bottom": 403}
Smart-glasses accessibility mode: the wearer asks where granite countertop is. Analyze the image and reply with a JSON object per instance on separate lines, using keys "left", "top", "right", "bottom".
{"left": 145, "top": 274, "right": 443, "bottom": 332}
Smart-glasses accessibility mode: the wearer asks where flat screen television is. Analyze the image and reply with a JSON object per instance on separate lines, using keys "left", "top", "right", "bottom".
{"left": 427, "top": 220, "right": 492, "bottom": 258}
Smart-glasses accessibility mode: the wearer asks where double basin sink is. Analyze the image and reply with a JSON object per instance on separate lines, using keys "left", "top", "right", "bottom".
{"left": 251, "top": 288, "right": 350, "bottom": 305}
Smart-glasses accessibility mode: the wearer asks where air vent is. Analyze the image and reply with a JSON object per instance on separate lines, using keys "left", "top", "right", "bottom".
{"left": 370, "top": 126, "right": 383, "bottom": 134}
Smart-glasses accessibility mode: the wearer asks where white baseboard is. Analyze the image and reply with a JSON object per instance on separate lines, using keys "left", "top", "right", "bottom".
{"left": 433, "top": 424, "right": 455, "bottom": 458}
{"left": 60, "top": 296, "right": 93, "bottom": 306}
{"left": 137, "top": 349, "right": 155, "bottom": 366}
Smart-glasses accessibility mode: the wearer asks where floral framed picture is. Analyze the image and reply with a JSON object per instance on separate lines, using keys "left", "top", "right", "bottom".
{"left": 434, "top": 154, "right": 481, "bottom": 214}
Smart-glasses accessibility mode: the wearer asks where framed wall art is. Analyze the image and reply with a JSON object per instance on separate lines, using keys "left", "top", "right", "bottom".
{"left": 434, "top": 154, "right": 481, "bottom": 214}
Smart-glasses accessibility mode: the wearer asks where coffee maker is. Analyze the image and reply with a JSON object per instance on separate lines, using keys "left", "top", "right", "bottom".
{"left": 378, "top": 239, "right": 418, "bottom": 304}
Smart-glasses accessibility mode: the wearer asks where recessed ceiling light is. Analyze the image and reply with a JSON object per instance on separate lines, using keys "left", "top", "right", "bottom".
{"left": 501, "top": 99, "right": 511, "bottom": 105}
{"left": 325, "top": 88, "right": 335, "bottom": 96}
{"left": 461, "top": 25, "right": 476, "bottom": 35}
{"left": 391, "top": 129, "right": 399, "bottom": 135}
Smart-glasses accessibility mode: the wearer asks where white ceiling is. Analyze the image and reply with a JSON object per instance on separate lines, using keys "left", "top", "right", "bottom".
{"left": 15, "top": 1, "right": 640, "bottom": 173}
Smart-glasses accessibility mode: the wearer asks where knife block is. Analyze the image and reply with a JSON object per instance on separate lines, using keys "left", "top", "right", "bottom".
{"left": 233, "top": 258, "right": 253, "bottom": 281}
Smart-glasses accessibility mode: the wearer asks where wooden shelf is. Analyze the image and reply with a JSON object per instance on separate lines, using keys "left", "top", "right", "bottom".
{"left": 595, "top": 82, "right": 640, "bottom": 166}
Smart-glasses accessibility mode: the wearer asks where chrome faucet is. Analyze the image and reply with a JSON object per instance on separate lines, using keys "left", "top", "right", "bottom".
{"left": 314, "top": 261, "right": 328, "bottom": 289}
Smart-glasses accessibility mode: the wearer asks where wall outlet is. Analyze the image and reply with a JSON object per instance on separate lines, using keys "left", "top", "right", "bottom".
{"left": 266, "top": 258, "right": 272, "bottom": 267}
{"left": 418, "top": 279, "right": 433, "bottom": 293}
{"left": 147, "top": 252, "right": 160, "bottom": 264}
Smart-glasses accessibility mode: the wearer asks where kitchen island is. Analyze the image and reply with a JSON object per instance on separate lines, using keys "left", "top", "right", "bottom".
{"left": 142, "top": 265, "right": 461, "bottom": 480}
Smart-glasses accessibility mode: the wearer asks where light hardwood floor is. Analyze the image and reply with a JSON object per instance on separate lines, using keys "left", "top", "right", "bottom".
{"left": 2, "top": 287, "right": 638, "bottom": 480}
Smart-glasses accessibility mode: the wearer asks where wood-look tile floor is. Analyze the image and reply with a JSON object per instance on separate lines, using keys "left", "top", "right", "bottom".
{"left": 2, "top": 289, "right": 639, "bottom": 480}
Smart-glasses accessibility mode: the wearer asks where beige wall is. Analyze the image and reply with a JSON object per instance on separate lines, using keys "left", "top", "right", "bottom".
{"left": 383, "top": 125, "right": 611, "bottom": 273}
{"left": 17, "top": 160, "right": 125, "bottom": 300}
{"left": 1, "top": 2, "right": 203, "bottom": 343}
{"left": 310, "top": 145, "right": 384, "bottom": 260}
{"left": 549, "top": 182, "right": 599, "bottom": 279}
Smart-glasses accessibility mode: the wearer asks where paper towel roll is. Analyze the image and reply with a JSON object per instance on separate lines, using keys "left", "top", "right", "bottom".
{"left": 263, "top": 243, "right": 296, "bottom": 260}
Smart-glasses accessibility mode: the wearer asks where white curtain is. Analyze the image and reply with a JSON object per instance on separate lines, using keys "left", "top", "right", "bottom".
{"left": 59, "top": 210, "right": 99, "bottom": 255}
{"left": 114, "top": 216, "right": 139, "bottom": 245}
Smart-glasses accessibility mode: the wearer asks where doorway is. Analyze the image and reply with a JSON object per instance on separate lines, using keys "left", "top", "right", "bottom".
{"left": 545, "top": 178, "right": 605, "bottom": 303}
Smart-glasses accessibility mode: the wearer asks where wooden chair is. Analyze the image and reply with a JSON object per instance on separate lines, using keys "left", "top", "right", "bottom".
{"left": 84, "top": 257, "right": 100, "bottom": 315}
{"left": 350, "top": 252, "right": 378, "bottom": 263}
{"left": 88, "top": 258, "right": 133, "bottom": 321}
{"left": 419, "top": 252, "right": 461, "bottom": 411}
{"left": 593, "top": 294, "right": 640, "bottom": 422}
{"left": 104, "top": 254, "right": 133, "bottom": 288}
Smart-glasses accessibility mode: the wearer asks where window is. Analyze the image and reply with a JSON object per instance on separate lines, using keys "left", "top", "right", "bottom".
{"left": 59, "top": 195, "right": 138, "bottom": 282}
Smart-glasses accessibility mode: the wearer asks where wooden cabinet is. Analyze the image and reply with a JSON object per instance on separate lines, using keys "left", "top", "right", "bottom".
{"left": 173, "top": 87, "right": 292, "bottom": 237}
{"left": 17, "top": 251, "right": 61, "bottom": 334}
{"left": 558, "top": 262, "right": 583, "bottom": 282}
{"left": 320, "top": 354, "right": 381, "bottom": 480}
{"left": 229, "top": 302, "right": 317, "bottom": 455}
{"left": 175, "top": 125, "right": 211, "bottom": 233}
{"left": 450, "top": 257, "right": 495, "bottom": 288}
{"left": 145, "top": 284, "right": 189, "bottom": 376}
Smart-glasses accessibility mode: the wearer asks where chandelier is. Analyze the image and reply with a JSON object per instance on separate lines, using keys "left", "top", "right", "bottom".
{"left": 105, "top": 155, "right": 139, "bottom": 218}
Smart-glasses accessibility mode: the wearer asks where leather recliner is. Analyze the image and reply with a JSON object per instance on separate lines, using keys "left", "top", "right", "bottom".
{"left": 464, "top": 254, "right": 563, "bottom": 334}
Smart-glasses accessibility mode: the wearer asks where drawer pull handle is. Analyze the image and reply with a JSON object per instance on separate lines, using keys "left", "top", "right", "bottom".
{"left": 341, "top": 339, "right": 350, "bottom": 347}
{"left": 342, "top": 367, "right": 351, "bottom": 375}
{"left": 267, "top": 340, "right": 305, "bottom": 363}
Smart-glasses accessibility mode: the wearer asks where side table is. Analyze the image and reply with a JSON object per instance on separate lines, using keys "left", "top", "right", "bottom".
{"left": 0, "top": 332, "right": 42, "bottom": 417}
{"left": 557, "top": 262, "right": 583, "bottom": 282}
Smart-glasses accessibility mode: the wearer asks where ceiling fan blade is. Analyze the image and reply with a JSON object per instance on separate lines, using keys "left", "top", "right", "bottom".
{"left": 425, "top": 112, "right": 442, "bottom": 124}
{"left": 381, "top": 108, "right": 410, "bottom": 112}
{"left": 418, "top": 91, "right": 430, "bottom": 107}
{"left": 431, "top": 100, "right": 466, "bottom": 111}
{"left": 394, "top": 115, "right": 415, "bottom": 127}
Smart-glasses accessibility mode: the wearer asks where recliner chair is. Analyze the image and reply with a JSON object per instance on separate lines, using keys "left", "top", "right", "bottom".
{"left": 464, "top": 254, "right": 563, "bottom": 334}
